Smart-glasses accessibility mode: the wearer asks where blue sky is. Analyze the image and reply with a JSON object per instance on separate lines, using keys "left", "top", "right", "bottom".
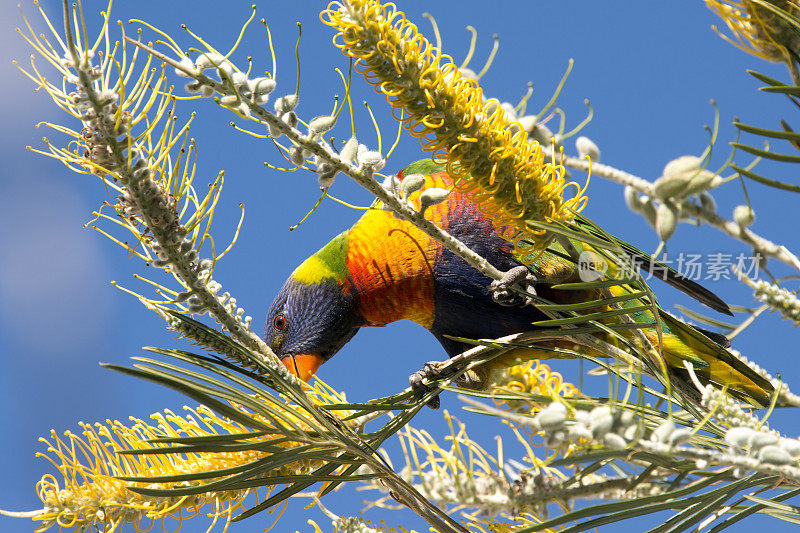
{"left": 2, "top": 1, "right": 799, "bottom": 532}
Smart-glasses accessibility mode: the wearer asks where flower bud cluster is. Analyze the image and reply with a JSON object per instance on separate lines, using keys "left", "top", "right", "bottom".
{"left": 724, "top": 426, "right": 800, "bottom": 466}
{"left": 654, "top": 156, "right": 720, "bottom": 199}
{"left": 64, "top": 50, "right": 259, "bottom": 340}
{"left": 700, "top": 384, "right": 764, "bottom": 429}
{"left": 182, "top": 52, "right": 277, "bottom": 118}
{"left": 179, "top": 259, "right": 252, "bottom": 331}
{"left": 527, "top": 401, "right": 727, "bottom": 456}
{"left": 172, "top": 45, "right": 409, "bottom": 221}
{"left": 378, "top": 173, "right": 449, "bottom": 220}
{"left": 530, "top": 403, "right": 642, "bottom": 451}
{"left": 751, "top": 278, "right": 800, "bottom": 324}
{"left": 624, "top": 155, "right": 724, "bottom": 242}
{"left": 267, "top": 94, "right": 299, "bottom": 138}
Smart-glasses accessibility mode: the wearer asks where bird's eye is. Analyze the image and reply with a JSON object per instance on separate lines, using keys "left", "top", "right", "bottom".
{"left": 273, "top": 314, "right": 288, "bottom": 331}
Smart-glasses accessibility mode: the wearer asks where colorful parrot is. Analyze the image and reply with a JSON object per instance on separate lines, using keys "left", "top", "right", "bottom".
{"left": 265, "top": 159, "right": 774, "bottom": 405}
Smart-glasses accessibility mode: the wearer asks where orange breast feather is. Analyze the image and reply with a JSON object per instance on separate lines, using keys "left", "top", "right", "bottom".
{"left": 346, "top": 173, "right": 452, "bottom": 329}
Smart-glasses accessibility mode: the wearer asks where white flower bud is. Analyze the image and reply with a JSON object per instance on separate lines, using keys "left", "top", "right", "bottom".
{"left": 654, "top": 155, "right": 704, "bottom": 199}
{"left": 195, "top": 52, "right": 225, "bottom": 71}
{"left": 624, "top": 186, "right": 643, "bottom": 213}
{"left": 603, "top": 433, "right": 627, "bottom": 450}
{"left": 668, "top": 428, "right": 692, "bottom": 446}
{"left": 684, "top": 169, "right": 717, "bottom": 195}
{"left": 640, "top": 198, "right": 658, "bottom": 228}
{"left": 759, "top": 445, "right": 794, "bottom": 465}
{"left": 779, "top": 438, "right": 800, "bottom": 458}
{"left": 537, "top": 410, "right": 566, "bottom": 430}
{"left": 653, "top": 174, "right": 689, "bottom": 200}
{"left": 339, "top": 136, "right": 358, "bottom": 163}
{"left": 500, "top": 102, "right": 518, "bottom": 121}
{"left": 249, "top": 77, "right": 276, "bottom": 96}
{"left": 663, "top": 155, "right": 702, "bottom": 179}
{"left": 699, "top": 192, "right": 717, "bottom": 213}
{"left": 459, "top": 67, "right": 477, "bottom": 80}
{"left": 656, "top": 201, "right": 679, "bottom": 241}
{"left": 725, "top": 426, "right": 755, "bottom": 448}
{"left": 733, "top": 205, "right": 755, "bottom": 228}
{"left": 401, "top": 174, "right": 426, "bottom": 198}
{"left": 652, "top": 419, "right": 676, "bottom": 443}
{"left": 220, "top": 94, "right": 238, "bottom": 106}
{"left": 529, "top": 124, "right": 554, "bottom": 146}
{"left": 282, "top": 111, "right": 298, "bottom": 128}
{"left": 309, "top": 115, "right": 337, "bottom": 135}
{"left": 236, "top": 103, "right": 251, "bottom": 118}
{"left": 358, "top": 150, "right": 385, "bottom": 171}
{"left": 537, "top": 402, "right": 568, "bottom": 430}
{"left": 318, "top": 169, "right": 336, "bottom": 187}
{"left": 274, "top": 94, "right": 299, "bottom": 115}
{"left": 750, "top": 432, "right": 778, "bottom": 450}
{"left": 418, "top": 188, "right": 451, "bottom": 215}
{"left": 289, "top": 146, "right": 305, "bottom": 166}
{"left": 231, "top": 71, "right": 248, "bottom": 88}
{"left": 175, "top": 56, "right": 196, "bottom": 77}
{"left": 590, "top": 414, "right": 614, "bottom": 439}
{"left": 575, "top": 136, "right": 600, "bottom": 161}
{"left": 518, "top": 115, "right": 538, "bottom": 132}
{"left": 381, "top": 174, "right": 401, "bottom": 196}
{"left": 268, "top": 121, "right": 283, "bottom": 139}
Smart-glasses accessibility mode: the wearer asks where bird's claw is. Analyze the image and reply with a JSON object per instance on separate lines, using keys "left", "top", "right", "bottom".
{"left": 409, "top": 360, "right": 446, "bottom": 409}
{"left": 489, "top": 266, "right": 538, "bottom": 307}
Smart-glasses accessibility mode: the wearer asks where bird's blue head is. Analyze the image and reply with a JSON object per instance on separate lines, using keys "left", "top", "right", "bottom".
{"left": 264, "top": 233, "right": 363, "bottom": 380}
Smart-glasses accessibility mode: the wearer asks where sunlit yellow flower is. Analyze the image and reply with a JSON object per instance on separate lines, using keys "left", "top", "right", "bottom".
{"left": 30, "top": 380, "right": 348, "bottom": 532}
{"left": 706, "top": 0, "right": 800, "bottom": 62}
{"left": 493, "top": 360, "right": 579, "bottom": 411}
{"left": 322, "top": 0, "right": 588, "bottom": 256}
{"left": 491, "top": 360, "right": 585, "bottom": 457}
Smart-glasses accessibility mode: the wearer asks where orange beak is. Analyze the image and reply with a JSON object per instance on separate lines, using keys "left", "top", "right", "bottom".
{"left": 281, "top": 353, "right": 324, "bottom": 381}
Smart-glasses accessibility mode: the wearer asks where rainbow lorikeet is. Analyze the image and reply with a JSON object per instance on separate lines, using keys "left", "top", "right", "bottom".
{"left": 265, "top": 159, "right": 774, "bottom": 405}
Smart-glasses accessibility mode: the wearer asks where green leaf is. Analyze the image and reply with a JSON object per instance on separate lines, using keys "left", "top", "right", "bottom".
{"left": 731, "top": 164, "right": 800, "bottom": 193}
{"left": 731, "top": 142, "right": 800, "bottom": 163}
{"left": 734, "top": 121, "right": 800, "bottom": 141}
{"left": 748, "top": 70, "right": 787, "bottom": 87}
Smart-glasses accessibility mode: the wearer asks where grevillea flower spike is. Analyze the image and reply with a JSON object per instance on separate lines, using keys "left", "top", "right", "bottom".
{"left": 321, "top": 0, "right": 588, "bottom": 255}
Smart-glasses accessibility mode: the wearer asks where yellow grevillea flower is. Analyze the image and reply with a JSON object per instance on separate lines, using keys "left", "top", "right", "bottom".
{"left": 31, "top": 382, "right": 347, "bottom": 532}
{"left": 492, "top": 360, "right": 583, "bottom": 456}
{"left": 706, "top": 0, "right": 800, "bottom": 62}
{"left": 321, "top": 0, "right": 587, "bottom": 254}
{"left": 493, "top": 360, "right": 579, "bottom": 411}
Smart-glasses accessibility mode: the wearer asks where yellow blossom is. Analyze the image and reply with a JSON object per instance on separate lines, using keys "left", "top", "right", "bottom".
{"left": 492, "top": 360, "right": 580, "bottom": 412}
{"left": 321, "top": 0, "right": 587, "bottom": 256}
{"left": 30, "top": 380, "right": 349, "bottom": 532}
{"left": 491, "top": 360, "right": 585, "bottom": 457}
{"left": 706, "top": 0, "right": 800, "bottom": 62}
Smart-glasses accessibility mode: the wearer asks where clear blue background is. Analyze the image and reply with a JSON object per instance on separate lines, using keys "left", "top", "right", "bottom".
{"left": 2, "top": 1, "right": 799, "bottom": 531}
